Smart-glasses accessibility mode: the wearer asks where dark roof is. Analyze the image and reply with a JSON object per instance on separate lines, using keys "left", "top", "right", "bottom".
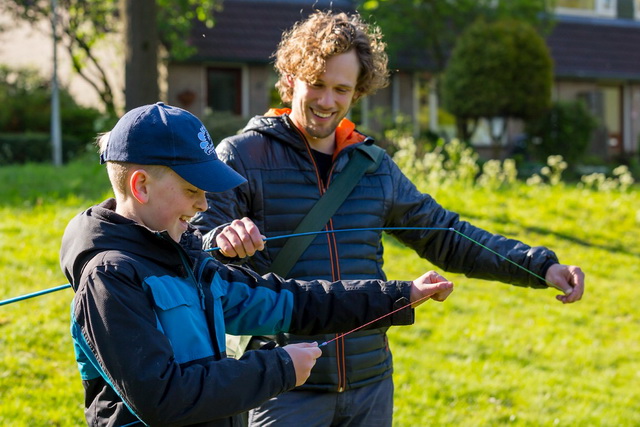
{"left": 547, "top": 15, "right": 640, "bottom": 82}
{"left": 186, "top": 3, "right": 640, "bottom": 82}
{"left": 186, "top": 0, "right": 355, "bottom": 63}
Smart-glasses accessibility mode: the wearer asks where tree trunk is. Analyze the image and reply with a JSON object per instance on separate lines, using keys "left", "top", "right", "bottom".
{"left": 455, "top": 117, "right": 477, "bottom": 143}
{"left": 123, "top": 0, "right": 159, "bottom": 111}
{"left": 490, "top": 117, "right": 508, "bottom": 159}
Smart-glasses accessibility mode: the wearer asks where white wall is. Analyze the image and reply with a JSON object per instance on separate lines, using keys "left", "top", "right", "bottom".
{"left": 0, "top": 12, "right": 124, "bottom": 113}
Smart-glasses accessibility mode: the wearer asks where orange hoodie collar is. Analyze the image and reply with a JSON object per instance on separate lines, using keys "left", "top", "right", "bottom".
{"left": 265, "top": 108, "right": 366, "bottom": 157}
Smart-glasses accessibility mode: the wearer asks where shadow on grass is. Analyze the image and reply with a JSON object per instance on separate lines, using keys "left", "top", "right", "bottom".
{"left": 382, "top": 212, "right": 639, "bottom": 259}
{"left": 514, "top": 222, "right": 638, "bottom": 258}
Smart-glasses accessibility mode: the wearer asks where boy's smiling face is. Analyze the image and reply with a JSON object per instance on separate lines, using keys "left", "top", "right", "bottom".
{"left": 132, "top": 167, "right": 208, "bottom": 242}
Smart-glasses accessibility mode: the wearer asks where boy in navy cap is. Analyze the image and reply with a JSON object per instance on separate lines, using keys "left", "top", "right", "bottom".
{"left": 59, "top": 102, "right": 454, "bottom": 427}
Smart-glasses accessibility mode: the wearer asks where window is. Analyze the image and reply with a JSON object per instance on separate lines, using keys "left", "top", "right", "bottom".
{"left": 597, "top": 0, "right": 616, "bottom": 15}
{"left": 207, "top": 67, "right": 242, "bottom": 115}
{"left": 557, "top": 0, "right": 596, "bottom": 9}
{"left": 602, "top": 86, "right": 622, "bottom": 151}
{"left": 556, "top": 0, "right": 616, "bottom": 17}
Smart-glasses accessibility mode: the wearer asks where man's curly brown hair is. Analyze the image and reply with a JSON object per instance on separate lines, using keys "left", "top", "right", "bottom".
{"left": 274, "top": 11, "right": 389, "bottom": 104}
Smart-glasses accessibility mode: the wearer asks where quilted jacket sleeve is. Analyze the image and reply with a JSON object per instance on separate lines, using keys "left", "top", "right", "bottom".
{"left": 382, "top": 158, "right": 558, "bottom": 288}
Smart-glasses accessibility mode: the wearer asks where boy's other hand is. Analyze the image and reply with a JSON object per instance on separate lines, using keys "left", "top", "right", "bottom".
{"left": 216, "top": 217, "right": 265, "bottom": 258}
{"left": 283, "top": 342, "right": 322, "bottom": 387}
{"left": 410, "top": 271, "right": 454, "bottom": 307}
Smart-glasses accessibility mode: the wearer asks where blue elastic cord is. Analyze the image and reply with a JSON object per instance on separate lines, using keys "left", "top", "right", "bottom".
{"left": 204, "top": 227, "right": 454, "bottom": 252}
{"left": 1, "top": 226, "right": 559, "bottom": 306}
{"left": 0, "top": 284, "right": 72, "bottom": 306}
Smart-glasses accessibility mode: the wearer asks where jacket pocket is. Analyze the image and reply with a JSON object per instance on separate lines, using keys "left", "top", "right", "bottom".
{"left": 144, "top": 275, "right": 214, "bottom": 363}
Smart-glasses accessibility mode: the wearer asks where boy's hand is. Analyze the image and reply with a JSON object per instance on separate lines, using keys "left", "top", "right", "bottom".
{"left": 216, "top": 217, "right": 265, "bottom": 258}
{"left": 282, "top": 342, "right": 322, "bottom": 386}
{"left": 410, "top": 271, "right": 454, "bottom": 307}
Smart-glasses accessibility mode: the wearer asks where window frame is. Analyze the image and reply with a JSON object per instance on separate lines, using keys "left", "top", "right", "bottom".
{"left": 555, "top": 0, "right": 617, "bottom": 18}
{"left": 206, "top": 66, "right": 243, "bottom": 116}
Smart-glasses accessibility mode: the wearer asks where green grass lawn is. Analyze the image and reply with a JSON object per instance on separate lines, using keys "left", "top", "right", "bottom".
{"left": 1, "top": 158, "right": 638, "bottom": 426}
{"left": 383, "top": 184, "right": 640, "bottom": 426}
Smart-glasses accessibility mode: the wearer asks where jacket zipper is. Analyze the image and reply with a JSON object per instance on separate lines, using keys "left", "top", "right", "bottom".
{"left": 177, "top": 248, "right": 206, "bottom": 310}
{"left": 167, "top": 235, "right": 222, "bottom": 359}
{"left": 290, "top": 120, "right": 347, "bottom": 392}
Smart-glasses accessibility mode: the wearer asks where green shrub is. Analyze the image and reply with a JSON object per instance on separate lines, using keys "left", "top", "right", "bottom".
{"left": 442, "top": 18, "right": 553, "bottom": 143}
{"left": 0, "top": 132, "right": 89, "bottom": 165}
{"left": 0, "top": 65, "right": 106, "bottom": 163}
{"left": 200, "top": 110, "right": 250, "bottom": 145}
{"left": 525, "top": 100, "right": 598, "bottom": 167}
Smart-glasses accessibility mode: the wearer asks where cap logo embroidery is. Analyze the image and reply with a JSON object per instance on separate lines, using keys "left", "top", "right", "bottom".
{"left": 198, "top": 125, "right": 215, "bottom": 155}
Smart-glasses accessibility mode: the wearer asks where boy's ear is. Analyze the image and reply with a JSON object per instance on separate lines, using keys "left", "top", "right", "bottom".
{"left": 285, "top": 74, "right": 295, "bottom": 87}
{"left": 130, "top": 169, "right": 150, "bottom": 204}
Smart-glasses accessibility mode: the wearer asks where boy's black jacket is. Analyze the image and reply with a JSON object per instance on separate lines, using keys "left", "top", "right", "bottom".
{"left": 60, "top": 198, "right": 415, "bottom": 426}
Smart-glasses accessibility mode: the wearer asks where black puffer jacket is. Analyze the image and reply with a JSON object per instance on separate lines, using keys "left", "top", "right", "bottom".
{"left": 191, "top": 111, "right": 558, "bottom": 392}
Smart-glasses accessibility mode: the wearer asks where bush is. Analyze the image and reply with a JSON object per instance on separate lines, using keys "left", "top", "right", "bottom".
{"left": 0, "top": 132, "right": 88, "bottom": 165}
{"left": 442, "top": 18, "right": 553, "bottom": 143}
{"left": 0, "top": 65, "right": 106, "bottom": 163}
{"left": 200, "top": 110, "right": 250, "bottom": 145}
{"left": 525, "top": 100, "right": 598, "bottom": 167}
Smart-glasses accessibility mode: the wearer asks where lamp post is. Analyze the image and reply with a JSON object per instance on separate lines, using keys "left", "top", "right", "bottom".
{"left": 51, "top": 0, "right": 62, "bottom": 166}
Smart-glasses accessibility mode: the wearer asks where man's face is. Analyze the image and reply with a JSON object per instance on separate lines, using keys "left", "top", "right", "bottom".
{"left": 288, "top": 50, "right": 360, "bottom": 152}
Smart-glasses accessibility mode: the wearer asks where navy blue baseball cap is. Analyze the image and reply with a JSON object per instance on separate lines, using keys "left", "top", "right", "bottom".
{"left": 100, "top": 102, "right": 246, "bottom": 192}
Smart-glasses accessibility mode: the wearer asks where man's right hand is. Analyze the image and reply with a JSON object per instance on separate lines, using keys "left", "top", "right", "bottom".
{"left": 215, "top": 217, "right": 265, "bottom": 258}
{"left": 282, "top": 342, "right": 322, "bottom": 386}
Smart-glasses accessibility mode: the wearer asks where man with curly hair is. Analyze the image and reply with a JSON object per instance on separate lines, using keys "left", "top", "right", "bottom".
{"left": 192, "top": 10, "right": 584, "bottom": 427}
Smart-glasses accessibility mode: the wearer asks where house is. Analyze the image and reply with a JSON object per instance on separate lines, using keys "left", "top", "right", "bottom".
{"left": 167, "top": 0, "right": 640, "bottom": 162}
{"left": 547, "top": 6, "right": 640, "bottom": 161}
{"left": 166, "top": 0, "right": 421, "bottom": 139}
{"left": 1, "top": 0, "right": 638, "bottom": 162}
